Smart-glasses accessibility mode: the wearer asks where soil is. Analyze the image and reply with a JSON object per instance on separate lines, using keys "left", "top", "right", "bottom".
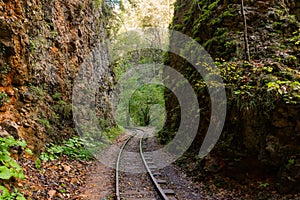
{"left": 81, "top": 127, "right": 206, "bottom": 200}
{"left": 118, "top": 129, "right": 161, "bottom": 199}
{"left": 81, "top": 127, "right": 300, "bottom": 200}
{"left": 79, "top": 161, "right": 115, "bottom": 200}
{"left": 16, "top": 155, "right": 93, "bottom": 200}
{"left": 14, "top": 127, "right": 299, "bottom": 199}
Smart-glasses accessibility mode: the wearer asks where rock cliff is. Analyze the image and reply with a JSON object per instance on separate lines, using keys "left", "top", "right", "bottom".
{"left": 0, "top": 0, "right": 115, "bottom": 152}
{"left": 163, "top": 0, "right": 300, "bottom": 193}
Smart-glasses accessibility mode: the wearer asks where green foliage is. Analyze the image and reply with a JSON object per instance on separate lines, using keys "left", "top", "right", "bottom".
{"left": 62, "top": 137, "right": 93, "bottom": 160}
{"left": 286, "top": 157, "right": 295, "bottom": 169}
{"left": 128, "top": 84, "right": 165, "bottom": 127}
{"left": 183, "top": 0, "right": 239, "bottom": 41}
{"left": 211, "top": 7, "right": 236, "bottom": 25}
{"left": 0, "top": 187, "right": 26, "bottom": 200}
{"left": 92, "top": 0, "right": 102, "bottom": 9}
{"left": 213, "top": 60, "right": 300, "bottom": 111}
{"left": 0, "top": 136, "right": 27, "bottom": 180}
{"left": 75, "top": 125, "right": 124, "bottom": 156}
{"left": 39, "top": 137, "right": 94, "bottom": 162}
{"left": 53, "top": 100, "right": 72, "bottom": 121}
{"left": 267, "top": 80, "right": 300, "bottom": 103}
{"left": 59, "top": 189, "right": 66, "bottom": 193}
{"left": 0, "top": 44, "right": 5, "bottom": 55}
{"left": 119, "top": 0, "right": 173, "bottom": 29}
{"left": 50, "top": 31, "right": 57, "bottom": 37}
{"left": 38, "top": 118, "right": 50, "bottom": 129}
{"left": 0, "top": 63, "right": 11, "bottom": 77}
{"left": 0, "top": 92, "right": 9, "bottom": 106}
{"left": 102, "top": 126, "right": 124, "bottom": 141}
{"left": 29, "top": 85, "right": 43, "bottom": 97}
{"left": 28, "top": 39, "right": 37, "bottom": 51}
{"left": 290, "top": 29, "right": 300, "bottom": 45}
{"left": 258, "top": 182, "right": 269, "bottom": 188}
{"left": 113, "top": 47, "right": 166, "bottom": 128}
{"left": 40, "top": 144, "right": 63, "bottom": 161}
{"left": 103, "top": 196, "right": 113, "bottom": 200}
{"left": 52, "top": 92, "right": 62, "bottom": 101}
{"left": 35, "top": 158, "right": 42, "bottom": 170}
{"left": 288, "top": 158, "right": 295, "bottom": 165}
{"left": 171, "top": 23, "right": 184, "bottom": 31}
{"left": 199, "top": 0, "right": 220, "bottom": 22}
{"left": 0, "top": 137, "right": 28, "bottom": 199}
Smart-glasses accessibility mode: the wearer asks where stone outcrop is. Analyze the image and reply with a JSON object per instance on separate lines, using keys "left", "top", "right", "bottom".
{"left": 0, "top": 0, "right": 115, "bottom": 152}
{"left": 163, "top": 0, "right": 300, "bottom": 193}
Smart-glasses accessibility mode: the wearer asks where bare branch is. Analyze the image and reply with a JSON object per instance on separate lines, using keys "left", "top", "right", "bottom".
{"left": 241, "top": 0, "right": 251, "bottom": 61}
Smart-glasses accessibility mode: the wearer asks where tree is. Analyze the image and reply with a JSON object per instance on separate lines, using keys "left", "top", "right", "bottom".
{"left": 241, "top": 0, "right": 250, "bottom": 61}
{"left": 129, "top": 84, "right": 165, "bottom": 127}
{"left": 118, "top": 0, "right": 175, "bottom": 30}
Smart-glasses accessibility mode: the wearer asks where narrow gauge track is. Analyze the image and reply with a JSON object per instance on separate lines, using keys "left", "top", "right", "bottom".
{"left": 116, "top": 128, "right": 176, "bottom": 200}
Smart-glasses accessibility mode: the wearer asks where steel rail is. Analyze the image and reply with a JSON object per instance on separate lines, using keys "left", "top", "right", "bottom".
{"left": 115, "top": 127, "right": 169, "bottom": 200}
{"left": 115, "top": 134, "right": 134, "bottom": 200}
{"left": 139, "top": 130, "right": 169, "bottom": 200}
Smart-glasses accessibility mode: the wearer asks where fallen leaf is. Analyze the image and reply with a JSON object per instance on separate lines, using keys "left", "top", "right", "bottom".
{"left": 63, "top": 164, "right": 71, "bottom": 172}
{"left": 48, "top": 190, "right": 57, "bottom": 198}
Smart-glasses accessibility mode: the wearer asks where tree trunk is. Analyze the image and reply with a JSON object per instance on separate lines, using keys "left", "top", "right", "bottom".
{"left": 241, "top": 0, "right": 251, "bottom": 61}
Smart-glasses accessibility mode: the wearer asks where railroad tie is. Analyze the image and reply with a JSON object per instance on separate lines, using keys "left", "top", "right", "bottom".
{"left": 163, "top": 189, "right": 175, "bottom": 195}
{"left": 156, "top": 179, "right": 167, "bottom": 184}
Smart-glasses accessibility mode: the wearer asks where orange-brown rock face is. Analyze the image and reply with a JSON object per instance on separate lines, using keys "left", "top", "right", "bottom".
{"left": 0, "top": 0, "right": 114, "bottom": 152}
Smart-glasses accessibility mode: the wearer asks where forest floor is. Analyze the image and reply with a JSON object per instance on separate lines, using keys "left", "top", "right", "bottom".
{"left": 81, "top": 128, "right": 300, "bottom": 200}
{"left": 12, "top": 129, "right": 300, "bottom": 200}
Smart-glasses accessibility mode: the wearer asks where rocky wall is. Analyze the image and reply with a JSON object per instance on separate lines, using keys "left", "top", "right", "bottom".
{"left": 216, "top": 103, "right": 300, "bottom": 193}
{"left": 0, "top": 0, "right": 115, "bottom": 152}
{"left": 163, "top": 0, "right": 300, "bottom": 193}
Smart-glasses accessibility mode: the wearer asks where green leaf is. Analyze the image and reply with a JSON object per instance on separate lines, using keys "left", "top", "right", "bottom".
{"left": 234, "top": 90, "right": 241, "bottom": 95}
{"left": 0, "top": 166, "right": 12, "bottom": 180}
{"left": 0, "top": 154, "right": 12, "bottom": 163}
{"left": 25, "top": 148, "right": 33, "bottom": 155}
{"left": 17, "top": 172, "right": 25, "bottom": 180}
{"left": 0, "top": 185, "right": 9, "bottom": 197}
{"left": 18, "top": 140, "right": 27, "bottom": 148}
{"left": 9, "top": 164, "right": 25, "bottom": 179}
{"left": 16, "top": 195, "right": 26, "bottom": 200}
{"left": 35, "top": 159, "right": 42, "bottom": 169}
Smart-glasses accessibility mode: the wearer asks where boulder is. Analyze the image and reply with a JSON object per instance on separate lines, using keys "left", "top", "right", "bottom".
{"left": 0, "top": 120, "right": 19, "bottom": 138}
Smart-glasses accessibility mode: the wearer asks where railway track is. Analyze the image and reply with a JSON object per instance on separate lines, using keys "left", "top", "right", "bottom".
{"left": 115, "top": 128, "right": 176, "bottom": 200}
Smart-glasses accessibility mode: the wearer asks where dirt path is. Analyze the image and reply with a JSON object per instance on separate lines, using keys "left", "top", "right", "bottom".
{"left": 80, "top": 131, "right": 130, "bottom": 199}
{"left": 80, "top": 128, "right": 300, "bottom": 200}
{"left": 80, "top": 128, "right": 205, "bottom": 199}
{"left": 79, "top": 161, "right": 115, "bottom": 199}
{"left": 15, "top": 128, "right": 299, "bottom": 199}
